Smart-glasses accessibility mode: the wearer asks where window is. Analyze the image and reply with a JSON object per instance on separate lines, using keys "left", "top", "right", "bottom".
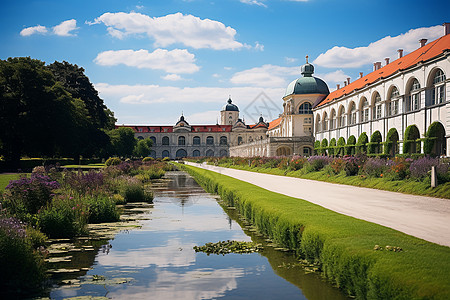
{"left": 407, "top": 79, "right": 421, "bottom": 111}
{"left": 206, "top": 136, "right": 214, "bottom": 145}
{"left": 220, "top": 136, "right": 227, "bottom": 145}
{"left": 193, "top": 150, "right": 200, "bottom": 157}
{"left": 349, "top": 103, "right": 356, "bottom": 125}
{"left": 238, "top": 136, "right": 243, "bottom": 145}
{"left": 298, "top": 102, "right": 312, "bottom": 114}
{"left": 387, "top": 87, "right": 400, "bottom": 116}
{"left": 193, "top": 136, "right": 200, "bottom": 145}
{"left": 150, "top": 136, "right": 156, "bottom": 145}
{"left": 137, "top": 136, "right": 144, "bottom": 140}
{"left": 303, "top": 147, "right": 311, "bottom": 156}
{"left": 338, "top": 107, "right": 345, "bottom": 127}
{"left": 330, "top": 110, "right": 336, "bottom": 129}
{"left": 162, "top": 136, "right": 169, "bottom": 145}
{"left": 178, "top": 136, "right": 185, "bottom": 146}
{"left": 162, "top": 150, "right": 170, "bottom": 158}
{"left": 315, "top": 115, "right": 321, "bottom": 132}
{"left": 431, "top": 69, "right": 446, "bottom": 105}
{"left": 304, "top": 117, "right": 312, "bottom": 124}
{"left": 361, "top": 98, "right": 369, "bottom": 122}
{"left": 372, "top": 93, "right": 382, "bottom": 119}
{"left": 323, "top": 113, "right": 328, "bottom": 131}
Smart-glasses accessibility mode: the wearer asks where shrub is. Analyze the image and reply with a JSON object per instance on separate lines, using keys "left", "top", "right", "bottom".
{"left": 409, "top": 156, "right": 448, "bottom": 180}
{"left": 314, "top": 140, "right": 321, "bottom": 155}
{"left": 0, "top": 217, "right": 46, "bottom": 295}
{"left": 387, "top": 157, "right": 412, "bottom": 180}
{"left": 38, "top": 196, "right": 88, "bottom": 238}
{"left": 142, "top": 157, "right": 155, "bottom": 162}
{"left": 307, "top": 156, "right": 332, "bottom": 172}
{"left": 403, "top": 125, "right": 421, "bottom": 154}
{"left": 320, "top": 138, "right": 328, "bottom": 155}
{"left": 356, "top": 132, "right": 368, "bottom": 154}
{"left": 384, "top": 128, "right": 399, "bottom": 156}
{"left": 363, "top": 158, "right": 386, "bottom": 177}
{"left": 336, "top": 137, "right": 345, "bottom": 156}
{"left": 289, "top": 157, "right": 307, "bottom": 171}
{"left": 3, "top": 174, "right": 60, "bottom": 217}
{"left": 368, "top": 131, "right": 382, "bottom": 154}
{"left": 344, "top": 156, "right": 359, "bottom": 176}
{"left": 86, "top": 195, "right": 120, "bottom": 223}
{"left": 329, "top": 138, "right": 336, "bottom": 156}
{"left": 105, "top": 157, "right": 122, "bottom": 166}
{"left": 346, "top": 135, "right": 356, "bottom": 155}
{"left": 62, "top": 170, "right": 104, "bottom": 195}
{"left": 117, "top": 176, "right": 153, "bottom": 203}
{"left": 162, "top": 157, "right": 171, "bottom": 161}
{"left": 330, "top": 158, "right": 346, "bottom": 174}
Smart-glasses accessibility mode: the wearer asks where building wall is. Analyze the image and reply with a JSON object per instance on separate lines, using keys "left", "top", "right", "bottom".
{"left": 313, "top": 54, "right": 449, "bottom": 155}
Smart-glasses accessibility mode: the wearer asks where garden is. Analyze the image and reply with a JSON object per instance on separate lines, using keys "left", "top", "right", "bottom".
{"left": 0, "top": 157, "right": 172, "bottom": 297}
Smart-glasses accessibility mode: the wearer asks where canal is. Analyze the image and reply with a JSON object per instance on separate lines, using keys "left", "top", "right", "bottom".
{"left": 44, "top": 171, "right": 348, "bottom": 299}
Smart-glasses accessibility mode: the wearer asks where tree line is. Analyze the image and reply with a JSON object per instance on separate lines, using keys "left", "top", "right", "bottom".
{"left": 0, "top": 57, "right": 151, "bottom": 170}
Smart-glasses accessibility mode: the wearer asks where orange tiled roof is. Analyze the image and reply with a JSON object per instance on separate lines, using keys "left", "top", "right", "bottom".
{"left": 315, "top": 34, "right": 450, "bottom": 108}
{"left": 116, "top": 124, "right": 232, "bottom": 133}
{"left": 268, "top": 117, "right": 282, "bottom": 130}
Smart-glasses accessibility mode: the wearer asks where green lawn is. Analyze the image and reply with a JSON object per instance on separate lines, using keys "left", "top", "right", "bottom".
{"left": 0, "top": 173, "right": 23, "bottom": 191}
{"left": 180, "top": 164, "right": 450, "bottom": 299}
{"left": 62, "top": 163, "right": 105, "bottom": 169}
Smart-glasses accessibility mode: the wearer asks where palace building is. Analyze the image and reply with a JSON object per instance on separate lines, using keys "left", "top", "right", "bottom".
{"left": 119, "top": 23, "right": 450, "bottom": 158}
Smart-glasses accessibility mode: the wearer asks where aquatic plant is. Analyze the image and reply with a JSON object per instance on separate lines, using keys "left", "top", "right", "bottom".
{"left": 194, "top": 240, "right": 263, "bottom": 255}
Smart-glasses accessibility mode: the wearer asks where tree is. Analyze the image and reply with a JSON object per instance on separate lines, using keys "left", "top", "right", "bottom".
{"left": 134, "top": 138, "right": 153, "bottom": 157}
{"left": 107, "top": 127, "right": 137, "bottom": 157}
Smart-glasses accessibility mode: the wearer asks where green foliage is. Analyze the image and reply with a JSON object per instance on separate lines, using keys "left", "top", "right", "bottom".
{"left": 329, "top": 138, "right": 336, "bottom": 156}
{"left": 86, "top": 195, "right": 120, "bottom": 223}
{"left": 182, "top": 164, "right": 450, "bottom": 299}
{"left": 336, "top": 137, "right": 346, "bottom": 156}
{"left": 0, "top": 218, "right": 46, "bottom": 296}
{"left": 384, "top": 128, "right": 399, "bottom": 156}
{"left": 368, "top": 131, "right": 382, "bottom": 154}
{"left": 105, "top": 157, "right": 122, "bottom": 166}
{"left": 134, "top": 138, "right": 153, "bottom": 157}
{"left": 107, "top": 127, "right": 137, "bottom": 158}
{"left": 346, "top": 135, "right": 356, "bottom": 155}
{"left": 142, "top": 157, "right": 155, "bottom": 162}
{"left": 403, "top": 125, "right": 421, "bottom": 154}
{"left": 314, "top": 140, "right": 321, "bottom": 155}
{"left": 356, "top": 132, "right": 368, "bottom": 154}
{"left": 162, "top": 157, "right": 171, "bottom": 161}
{"left": 424, "top": 122, "right": 445, "bottom": 156}
{"left": 320, "top": 138, "right": 328, "bottom": 155}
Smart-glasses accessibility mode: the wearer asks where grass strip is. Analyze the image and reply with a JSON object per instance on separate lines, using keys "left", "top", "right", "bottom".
{"left": 179, "top": 163, "right": 450, "bottom": 299}
{"left": 212, "top": 163, "right": 450, "bottom": 199}
{"left": 0, "top": 173, "right": 22, "bottom": 191}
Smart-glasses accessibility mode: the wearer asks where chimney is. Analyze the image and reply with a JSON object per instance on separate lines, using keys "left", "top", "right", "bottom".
{"left": 359, "top": 72, "right": 363, "bottom": 78}
{"left": 344, "top": 81, "right": 347, "bottom": 87}
{"left": 419, "top": 39, "right": 427, "bottom": 47}
{"left": 373, "top": 62, "right": 381, "bottom": 71}
{"left": 373, "top": 62, "right": 377, "bottom": 71}
{"left": 444, "top": 22, "right": 450, "bottom": 35}
{"left": 337, "top": 84, "right": 340, "bottom": 89}
{"left": 385, "top": 57, "right": 390, "bottom": 65}
{"left": 398, "top": 49, "right": 403, "bottom": 58}
{"left": 347, "top": 77, "right": 351, "bottom": 85}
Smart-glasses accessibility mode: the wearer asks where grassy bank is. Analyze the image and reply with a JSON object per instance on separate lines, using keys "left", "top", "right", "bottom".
{"left": 180, "top": 164, "right": 450, "bottom": 299}
{"left": 209, "top": 162, "right": 450, "bottom": 199}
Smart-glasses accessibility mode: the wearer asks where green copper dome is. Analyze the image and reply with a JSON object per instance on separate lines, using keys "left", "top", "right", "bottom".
{"left": 285, "top": 60, "right": 329, "bottom": 97}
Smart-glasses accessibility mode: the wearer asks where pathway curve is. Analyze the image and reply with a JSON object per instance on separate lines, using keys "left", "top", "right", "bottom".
{"left": 186, "top": 162, "right": 450, "bottom": 247}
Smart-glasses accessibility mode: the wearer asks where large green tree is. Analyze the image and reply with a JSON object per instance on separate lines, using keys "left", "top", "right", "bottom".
{"left": 134, "top": 138, "right": 153, "bottom": 157}
{"left": 107, "top": 127, "right": 137, "bottom": 158}
{"left": 0, "top": 57, "right": 116, "bottom": 169}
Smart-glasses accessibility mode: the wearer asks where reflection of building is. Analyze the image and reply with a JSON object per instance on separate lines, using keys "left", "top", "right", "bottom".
{"left": 313, "top": 26, "right": 450, "bottom": 156}
{"left": 119, "top": 24, "right": 450, "bottom": 158}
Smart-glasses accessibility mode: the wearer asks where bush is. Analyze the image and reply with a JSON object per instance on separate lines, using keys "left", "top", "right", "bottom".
{"left": 162, "top": 157, "right": 171, "bottom": 161}
{"left": 3, "top": 174, "right": 60, "bottom": 217}
{"left": 363, "top": 158, "right": 386, "bottom": 177}
{"left": 0, "top": 217, "right": 46, "bottom": 296}
{"left": 330, "top": 158, "right": 346, "bottom": 174}
{"left": 336, "top": 137, "right": 346, "bottom": 156}
{"left": 356, "top": 132, "right": 368, "bottom": 154}
{"left": 320, "top": 138, "right": 328, "bottom": 155}
{"left": 346, "top": 135, "right": 356, "bottom": 155}
{"left": 117, "top": 176, "right": 153, "bottom": 203}
{"left": 306, "top": 156, "right": 332, "bottom": 172}
{"left": 386, "top": 157, "right": 412, "bottom": 180}
{"left": 142, "top": 157, "right": 154, "bottom": 162}
{"left": 344, "top": 156, "right": 359, "bottom": 176}
{"left": 368, "top": 131, "right": 382, "bottom": 154}
{"left": 38, "top": 196, "right": 88, "bottom": 238}
{"left": 329, "top": 138, "right": 336, "bottom": 156}
{"left": 62, "top": 170, "right": 104, "bottom": 195}
{"left": 105, "top": 157, "right": 122, "bottom": 166}
{"left": 86, "top": 195, "right": 120, "bottom": 223}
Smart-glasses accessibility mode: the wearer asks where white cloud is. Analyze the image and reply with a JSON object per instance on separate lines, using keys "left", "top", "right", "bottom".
{"left": 230, "top": 64, "right": 298, "bottom": 88}
{"left": 162, "top": 74, "right": 183, "bottom": 81}
{"left": 254, "top": 41, "right": 264, "bottom": 51}
{"left": 240, "top": 0, "right": 267, "bottom": 8}
{"left": 94, "top": 49, "right": 200, "bottom": 74}
{"left": 314, "top": 25, "right": 443, "bottom": 68}
{"left": 316, "top": 70, "right": 350, "bottom": 85}
{"left": 186, "top": 111, "right": 220, "bottom": 124}
{"left": 224, "top": 67, "right": 233, "bottom": 70}
{"left": 91, "top": 12, "right": 244, "bottom": 50}
{"left": 20, "top": 25, "right": 48, "bottom": 36}
{"left": 52, "top": 19, "right": 79, "bottom": 36}
{"left": 212, "top": 73, "right": 221, "bottom": 78}
{"left": 285, "top": 57, "right": 298, "bottom": 64}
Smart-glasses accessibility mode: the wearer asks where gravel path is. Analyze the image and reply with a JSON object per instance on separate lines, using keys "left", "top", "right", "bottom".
{"left": 186, "top": 162, "right": 450, "bottom": 247}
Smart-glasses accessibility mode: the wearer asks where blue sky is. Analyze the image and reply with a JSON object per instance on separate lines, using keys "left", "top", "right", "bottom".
{"left": 1, "top": 0, "right": 448, "bottom": 125}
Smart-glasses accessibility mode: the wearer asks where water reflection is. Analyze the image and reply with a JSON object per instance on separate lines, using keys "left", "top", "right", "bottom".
{"left": 47, "top": 171, "right": 348, "bottom": 300}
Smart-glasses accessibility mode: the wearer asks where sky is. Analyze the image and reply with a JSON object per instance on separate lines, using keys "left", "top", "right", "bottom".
{"left": 1, "top": 0, "right": 448, "bottom": 125}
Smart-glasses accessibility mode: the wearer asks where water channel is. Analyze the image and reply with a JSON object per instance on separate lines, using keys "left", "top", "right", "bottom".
{"left": 42, "top": 171, "right": 348, "bottom": 299}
